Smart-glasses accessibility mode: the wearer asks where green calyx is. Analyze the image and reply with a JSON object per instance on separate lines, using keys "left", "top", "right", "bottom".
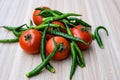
{"left": 81, "top": 26, "right": 91, "bottom": 32}
{"left": 24, "top": 34, "right": 32, "bottom": 42}
{"left": 81, "top": 27, "right": 88, "bottom": 32}
{"left": 57, "top": 42, "right": 66, "bottom": 52}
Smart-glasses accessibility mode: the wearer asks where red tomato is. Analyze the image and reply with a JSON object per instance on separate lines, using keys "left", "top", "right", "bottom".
{"left": 32, "top": 6, "right": 50, "bottom": 26}
{"left": 33, "top": 10, "right": 44, "bottom": 26}
{"left": 71, "top": 25, "right": 92, "bottom": 50}
{"left": 46, "top": 36, "right": 70, "bottom": 60}
{"left": 19, "top": 29, "right": 42, "bottom": 54}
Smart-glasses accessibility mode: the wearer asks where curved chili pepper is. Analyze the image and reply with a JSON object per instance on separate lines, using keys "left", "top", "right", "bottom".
{"left": 26, "top": 38, "right": 59, "bottom": 77}
{"left": 94, "top": 26, "right": 109, "bottom": 49}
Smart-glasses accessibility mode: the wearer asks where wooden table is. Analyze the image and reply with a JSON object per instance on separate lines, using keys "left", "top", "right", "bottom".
{"left": 0, "top": 0, "right": 120, "bottom": 80}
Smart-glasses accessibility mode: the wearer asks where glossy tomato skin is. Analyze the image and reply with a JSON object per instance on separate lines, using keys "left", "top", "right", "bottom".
{"left": 19, "top": 29, "right": 42, "bottom": 54}
{"left": 71, "top": 25, "right": 92, "bottom": 50}
{"left": 33, "top": 10, "right": 44, "bottom": 26}
{"left": 32, "top": 6, "right": 50, "bottom": 26}
{"left": 46, "top": 36, "right": 70, "bottom": 60}
{"left": 46, "top": 34, "right": 54, "bottom": 40}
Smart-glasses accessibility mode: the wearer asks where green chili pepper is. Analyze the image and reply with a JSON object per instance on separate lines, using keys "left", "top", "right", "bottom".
{"left": 47, "top": 30, "right": 88, "bottom": 45}
{"left": 35, "top": 23, "right": 64, "bottom": 30}
{"left": 70, "top": 42, "right": 77, "bottom": 80}
{"left": 38, "top": 10, "right": 55, "bottom": 17}
{"left": 38, "top": 9, "right": 62, "bottom": 17}
{"left": 65, "top": 22, "right": 85, "bottom": 67}
{"left": 3, "top": 23, "right": 61, "bottom": 32}
{"left": 94, "top": 26, "right": 109, "bottom": 49}
{"left": 61, "top": 19, "right": 75, "bottom": 27}
{"left": 73, "top": 42, "right": 85, "bottom": 67}
{"left": 26, "top": 38, "right": 58, "bottom": 77}
{"left": 76, "top": 56, "right": 83, "bottom": 67}
{"left": 44, "top": 10, "right": 62, "bottom": 17}
{"left": 3, "top": 24, "right": 28, "bottom": 31}
{"left": 68, "top": 17, "right": 92, "bottom": 28}
{"left": 3, "top": 26, "right": 16, "bottom": 31}
{"left": 40, "top": 26, "right": 55, "bottom": 73}
{"left": 12, "top": 24, "right": 27, "bottom": 37}
{"left": 3, "top": 24, "right": 28, "bottom": 37}
{"left": 0, "top": 38, "right": 19, "bottom": 43}
{"left": 42, "top": 13, "right": 82, "bottom": 25}
{"left": 13, "top": 30, "right": 23, "bottom": 37}
{"left": 64, "top": 21, "right": 86, "bottom": 80}
{"left": 51, "top": 10, "right": 63, "bottom": 15}
{"left": 43, "top": 11, "right": 75, "bottom": 27}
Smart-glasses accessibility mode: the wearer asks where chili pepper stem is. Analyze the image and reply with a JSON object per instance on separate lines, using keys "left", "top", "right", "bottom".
{"left": 100, "top": 45, "right": 104, "bottom": 49}
{"left": 49, "top": 68, "right": 55, "bottom": 73}
{"left": 91, "top": 33, "right": 95, "bottom": 40}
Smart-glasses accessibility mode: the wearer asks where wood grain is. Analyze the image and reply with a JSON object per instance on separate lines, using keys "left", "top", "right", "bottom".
{"left": 0, "top": 0, "right": 120, "bottom": 80}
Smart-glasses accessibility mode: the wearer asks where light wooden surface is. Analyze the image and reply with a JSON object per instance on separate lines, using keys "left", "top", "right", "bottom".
{"left": 0, "top": 0, "right": 120, "bottom": 80}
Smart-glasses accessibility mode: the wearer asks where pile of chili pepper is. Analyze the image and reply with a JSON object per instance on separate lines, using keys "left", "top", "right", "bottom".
{"left": 0, "top": 6, "right": 109, "bottom": 80}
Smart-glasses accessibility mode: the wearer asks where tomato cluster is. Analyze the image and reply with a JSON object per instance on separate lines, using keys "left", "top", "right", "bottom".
{"left": 19, "top": 6, "right": 92, "bottom": 61}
